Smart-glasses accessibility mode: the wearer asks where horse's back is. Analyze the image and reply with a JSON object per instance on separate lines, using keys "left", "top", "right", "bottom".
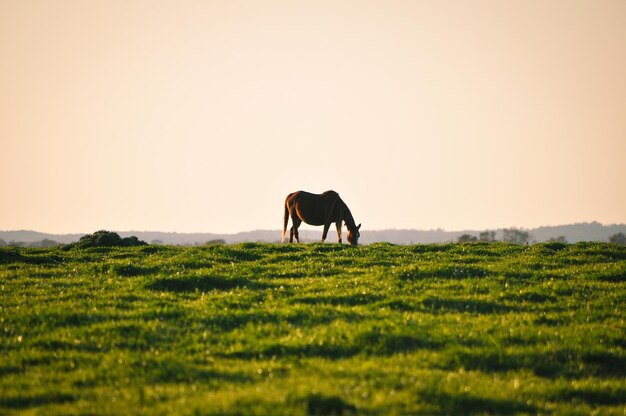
{"left": 286, "top": 190, "right": 338, "bottom": 202}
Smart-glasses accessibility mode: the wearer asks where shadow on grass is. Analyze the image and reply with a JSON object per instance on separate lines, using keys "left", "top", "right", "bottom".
{"left": 112, "top": 322, "right": 186, "bottom": 350}
{"left": 555, "top": 386, "right": 626, "bottom": 406}
{"left": 357, "top": 330, "right": 444, "bottom": 355}
{"left": 108, "top": 264, "right": 160, "bottom": 277}
{"left": 228, "top": 329, "right": 443, "bottom": 359}
{"left": 398, "top": 265, "right": 493, "bottom": 281}
{"left": 293, "top": 293, "right": 384, "bottom": 306}
{"left": 503, "top": 291, "right": 557, "bottom": 303}
{"left": 0, "top": 392, "right": 76, "bottom": 410}
{"left": 582, "top": 351, "right": 626, "bottom": 377}
{"left": 305, "top": 393, "right": 356, "bottom": 415}
{"left": 31, "top": 311, "right": 109, "bottom": 330}
{"left": 205, "top": 309, "right": 363, "bottom": 333}
{"left": 146, "top": 275, "right": 273, "bottom": 292}
{"left": 594, "top": 268, "right": 626, "bottom": 282}
{"left": 380, "top": 297, "right": 517, "bottom": 314}
{"left": 421, "top": 297, "right": 515, "bottom": 314}
{"left": 0, "top": 249, "right": 23, "bottom": 264}
{"left": 228, "top": 343, "right": 359, "bottom": 360}
{"left": 443, "top": 348, "right": 626, "bottom": 378}
{"left": 133, "top": 358, "right": 252, "bottom": 384}
{"left": 0, "top": 356, "right": 56, "bottom": 377}
{"left": 31, "top": 338, "right": 110, "bottom": 353}
{"left": 432, "top": 392, "right": 537, "bottom": 415}
{"left": 533, "top": 315, "right": 567, "bottom": 326}
{"left": 264, "top": 255, "right": 307, "bottom": 265}
{"left": 0, "top": 365, "right": 22, "bottom": 377}
{"left": 0, "top": 249, "right": 64, "bottom": 265}
{"left": 33, "top": 319, "right": 189, "bottom": 353}
{"left": 380, "top": 299, "right": 421, "bottom": 312}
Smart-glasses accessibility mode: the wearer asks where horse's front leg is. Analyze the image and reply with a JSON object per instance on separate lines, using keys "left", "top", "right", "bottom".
{"left": 336, "top": 221, "right": 342, "bottom": 244}
{"left": 322, "top": 223, "right": 331, "bottom": 242}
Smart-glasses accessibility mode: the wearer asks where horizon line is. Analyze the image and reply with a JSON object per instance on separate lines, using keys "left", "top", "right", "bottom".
{"left": 1, "top": 221, "right": 624, "bottom": 236}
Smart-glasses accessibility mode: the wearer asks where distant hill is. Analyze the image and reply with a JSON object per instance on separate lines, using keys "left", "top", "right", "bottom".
{"left": 0, "top": 231, "right": 84, "bottom": 244}
{"left": 1, "top": 222, "right": 625, "bottom": 246}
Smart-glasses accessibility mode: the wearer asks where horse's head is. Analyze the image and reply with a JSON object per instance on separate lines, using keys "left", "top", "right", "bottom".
{"left": 347, "top": 223, "right": 361, "bottom": 246}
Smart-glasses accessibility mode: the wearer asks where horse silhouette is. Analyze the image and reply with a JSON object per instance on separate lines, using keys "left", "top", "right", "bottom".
{"left": 282, "top": 190, "right": 361, "bottom": 245}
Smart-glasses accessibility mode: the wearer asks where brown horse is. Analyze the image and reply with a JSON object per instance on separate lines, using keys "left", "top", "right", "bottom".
{"left": 282, "top": 190, "right": 361, "bottom": 245}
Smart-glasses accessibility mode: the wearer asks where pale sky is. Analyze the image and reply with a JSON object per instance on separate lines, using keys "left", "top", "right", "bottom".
{"left": 1, "top": 0, "right": 625, "bottom": 234}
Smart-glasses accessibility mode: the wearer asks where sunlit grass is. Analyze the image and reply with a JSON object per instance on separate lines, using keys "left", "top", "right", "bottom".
{"left": 1, "top": 242, "right": 625, "bottom": 414}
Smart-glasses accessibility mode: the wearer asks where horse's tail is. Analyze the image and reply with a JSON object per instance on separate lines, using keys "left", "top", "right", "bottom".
{"left": 281, "top": 202, "right": 289, "bottom": 243}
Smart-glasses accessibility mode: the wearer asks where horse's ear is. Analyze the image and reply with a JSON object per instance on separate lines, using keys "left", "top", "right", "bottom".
{"left": 357, "top": 223, "right": 361, "bottom": 230}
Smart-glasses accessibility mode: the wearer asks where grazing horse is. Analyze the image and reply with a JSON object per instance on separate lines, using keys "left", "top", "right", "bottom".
{"left": 282, "top": 190, "right": 361, "bottom": 245}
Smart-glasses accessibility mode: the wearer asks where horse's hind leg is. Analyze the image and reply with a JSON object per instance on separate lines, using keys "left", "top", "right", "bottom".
{"left": 336, "top": 221, "right": 342, "bottom": 244}
{"left": 292, "top": 217, "right": 302, "bottom": 243}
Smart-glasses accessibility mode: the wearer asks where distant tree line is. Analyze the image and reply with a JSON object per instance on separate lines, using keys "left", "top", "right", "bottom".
{"left": 0, "top": 238, "right": 61, "bottom": 248}
{"left": 458, "top": 231, "right": 496, "bottom": 243}
{"left": 458, "top": 229, "right": 532, "bottom": 244}
{"left": 458, "top": 228, "right": 543, "bottom": 244}
{"left": 457, "top": 230, "right": 626, "bottom": 245}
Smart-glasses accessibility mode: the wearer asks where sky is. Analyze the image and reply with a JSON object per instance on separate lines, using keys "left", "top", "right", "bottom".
{"left": 1, "top": 0, "right": 625, "bottom": 234}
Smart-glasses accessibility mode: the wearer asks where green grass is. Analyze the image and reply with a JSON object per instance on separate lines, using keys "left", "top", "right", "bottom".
{"left": 1, "top": 242, "right": 625, "bottom": 415}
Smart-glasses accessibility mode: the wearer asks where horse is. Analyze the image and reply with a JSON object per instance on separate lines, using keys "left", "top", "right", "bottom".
{"left": 282, "top": 190, "right": 361, "bottom": 245}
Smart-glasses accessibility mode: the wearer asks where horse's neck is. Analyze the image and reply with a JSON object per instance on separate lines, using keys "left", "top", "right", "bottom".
{"left": 342, "top": 206, "right": 357, "bottom": 230}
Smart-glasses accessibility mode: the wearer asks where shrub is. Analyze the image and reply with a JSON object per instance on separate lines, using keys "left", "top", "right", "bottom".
{"left": 458, "top": 234, "right": 478, "bottom": 243}
{"left": 75, "top": 230, "right": 146, "bottom": 248}
{"left": 120, "top": 236, "right": 147, "bottom": 247}
{"left": 609, "top": 232, "right": 626, "bottom": 245}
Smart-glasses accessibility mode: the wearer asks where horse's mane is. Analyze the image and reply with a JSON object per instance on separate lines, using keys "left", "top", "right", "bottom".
{"left": 341, "top": 201, "right": 358, "bottom": 231}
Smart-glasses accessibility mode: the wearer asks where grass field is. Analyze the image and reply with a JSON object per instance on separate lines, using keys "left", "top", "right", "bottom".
{"left": 1, "top": 242, "right": 625, "bottom": 415}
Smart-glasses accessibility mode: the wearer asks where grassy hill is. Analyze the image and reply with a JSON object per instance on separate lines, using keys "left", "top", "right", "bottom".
{"left": 1, "top": 242, "right": 625, "bottom": 414}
